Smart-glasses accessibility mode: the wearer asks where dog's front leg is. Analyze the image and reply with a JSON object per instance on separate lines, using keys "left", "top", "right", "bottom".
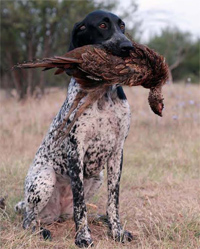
{"left": 68, "top": 153, "right": 93, "bottom": 248}
{"left": 107, "top": 149, "right": 133, "bottom": 242}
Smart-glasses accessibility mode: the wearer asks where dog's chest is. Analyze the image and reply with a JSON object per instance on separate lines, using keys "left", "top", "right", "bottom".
{"left": 34, "top": 79, "right": 131, "bottom": 178}
{"left": 69, "top": 87, "right": 131, "bottom": 176}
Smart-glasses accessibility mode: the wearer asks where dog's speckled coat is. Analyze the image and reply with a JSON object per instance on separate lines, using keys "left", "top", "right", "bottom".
{"left": 15, "top": 78, "right": 132, "bottom": 246}
{"left": 15, "top": 9, "right": 136, "bottom": 247}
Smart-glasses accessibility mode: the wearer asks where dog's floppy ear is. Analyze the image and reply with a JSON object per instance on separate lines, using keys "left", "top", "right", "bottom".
{"left": 66, "top": 21, "right": 84, "bottom": 75}
{"left": 68, "top": 21, "right": 84, "bottom": 51}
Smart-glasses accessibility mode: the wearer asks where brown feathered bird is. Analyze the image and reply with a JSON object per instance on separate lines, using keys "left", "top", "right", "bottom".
{"left": 14, "top": 40, "right": 169, "bottom": 140}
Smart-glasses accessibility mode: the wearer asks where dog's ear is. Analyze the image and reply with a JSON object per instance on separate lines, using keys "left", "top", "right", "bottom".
{"left": 66, "top": 21, "right": 83, "bottom": 75}
{"left": 68, "top": 21, "right": 84, "bottom": 51}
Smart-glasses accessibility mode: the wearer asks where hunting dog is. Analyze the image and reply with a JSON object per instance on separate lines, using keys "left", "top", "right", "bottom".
{"left": 15, "top": 10, "right": 134, "bottom": 247}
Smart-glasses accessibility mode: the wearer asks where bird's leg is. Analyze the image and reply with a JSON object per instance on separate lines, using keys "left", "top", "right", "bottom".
{"left": 53, "top": 91, "right": 87, "bottom": 140}
{"left": 57, "top": 89, "right": 107, "bottom": 143}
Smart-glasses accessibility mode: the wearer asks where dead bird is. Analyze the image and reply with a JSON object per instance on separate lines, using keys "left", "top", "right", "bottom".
{"left": 14, "top": 39, "right": 169, "bottom": 140}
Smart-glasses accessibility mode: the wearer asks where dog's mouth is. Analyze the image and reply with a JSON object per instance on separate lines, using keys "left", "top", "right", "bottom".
{"left": 103, "top": 42, "right": 134, "bottom": 58}
{"left": 115, "top": 49, "right": 133, "bottom": 57}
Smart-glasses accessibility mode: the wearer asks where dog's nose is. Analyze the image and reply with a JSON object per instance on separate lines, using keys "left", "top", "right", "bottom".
{"left": 119, "top": 41, "right": 134, "bottom": 53}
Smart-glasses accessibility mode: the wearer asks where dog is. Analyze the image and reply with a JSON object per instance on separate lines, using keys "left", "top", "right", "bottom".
{"left": 15, "top": 10, "right": 134, "bottom": 247}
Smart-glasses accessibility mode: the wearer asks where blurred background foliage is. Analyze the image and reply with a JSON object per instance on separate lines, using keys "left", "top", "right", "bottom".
{"left": 0, "top": 0, "right": 199, "bottom": 99}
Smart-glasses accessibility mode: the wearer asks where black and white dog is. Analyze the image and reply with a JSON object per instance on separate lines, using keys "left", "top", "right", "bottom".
{"left": 15, "top": 10, "right": 134, "bottom": 247}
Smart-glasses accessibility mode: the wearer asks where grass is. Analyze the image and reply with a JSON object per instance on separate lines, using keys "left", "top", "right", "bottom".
{"left": 0, "top": 83, "right": 200, "bottom": 248}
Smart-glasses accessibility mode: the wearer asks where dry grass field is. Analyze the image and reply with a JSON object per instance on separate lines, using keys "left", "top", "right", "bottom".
{"left": 0, "top": 83, "right": 200, "bottom": 249}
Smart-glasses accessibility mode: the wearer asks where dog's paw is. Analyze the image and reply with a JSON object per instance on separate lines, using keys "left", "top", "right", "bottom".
{"left": 121, "top": 230, "right": 133, "bottom": 242}
{"left": 22, "top": 217, "right": 32, "bottom": 229}
{"left": 22, "top": 210, "right": 36, "bottom": 230}
{"left": 40, "top": 227, "right": 52, "bottom": 241}
{"left": 75, "top": 227, "right": 93, "bottom": 248}
{"left": 110, "top": 228, "right": 133, "bottom": 243}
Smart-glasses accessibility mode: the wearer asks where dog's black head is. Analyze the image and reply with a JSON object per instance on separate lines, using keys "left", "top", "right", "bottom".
{"left": 68, "top": 10, "right": 133, "bottom": 57}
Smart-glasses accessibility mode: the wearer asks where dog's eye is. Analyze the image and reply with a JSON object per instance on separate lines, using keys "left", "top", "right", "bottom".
{"left": 99, "top": 23, "right": 107, "bottom": 29}
{"left": 120, "top": 24, "right": 125, "bottom": 30}
{"left": 79, "top": 25, "right": 86, "bottom": 31}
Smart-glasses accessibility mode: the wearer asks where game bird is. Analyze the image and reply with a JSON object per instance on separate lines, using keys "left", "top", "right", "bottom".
{"left": 14, "top": 39, "right": 169, "bottom": 140}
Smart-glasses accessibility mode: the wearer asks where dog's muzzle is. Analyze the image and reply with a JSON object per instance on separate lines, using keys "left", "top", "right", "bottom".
{"left": 119, "top": 41, "right": 134, "bottom": 56}
{"left": 103, "top": 33, "right": 134, "bottom": 57}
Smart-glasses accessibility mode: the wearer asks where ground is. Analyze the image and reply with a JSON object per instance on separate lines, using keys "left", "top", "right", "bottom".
{"left": 0, "top": 83, "right": 199, "bottom": 249}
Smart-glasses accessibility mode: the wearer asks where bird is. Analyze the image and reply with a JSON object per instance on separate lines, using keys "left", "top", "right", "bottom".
{"left": 13, "top": 38, "right": 169, "bottom": 140}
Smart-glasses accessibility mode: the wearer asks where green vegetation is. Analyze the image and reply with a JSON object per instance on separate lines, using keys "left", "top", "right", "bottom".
{"left": 0, "top": 0, "right": 119, "bottom": 98}
{"left": 147, "top": 27, "right": 199, "bottom": 83}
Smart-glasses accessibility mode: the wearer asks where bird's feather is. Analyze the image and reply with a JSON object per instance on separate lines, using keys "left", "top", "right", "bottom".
{"left": 13, "top": 39, "right": 169, "bottom": 139}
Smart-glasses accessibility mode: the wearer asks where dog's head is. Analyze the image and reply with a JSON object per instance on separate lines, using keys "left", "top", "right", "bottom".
{"left": 68, "top": 10, "right": 133, "bottom": 57}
